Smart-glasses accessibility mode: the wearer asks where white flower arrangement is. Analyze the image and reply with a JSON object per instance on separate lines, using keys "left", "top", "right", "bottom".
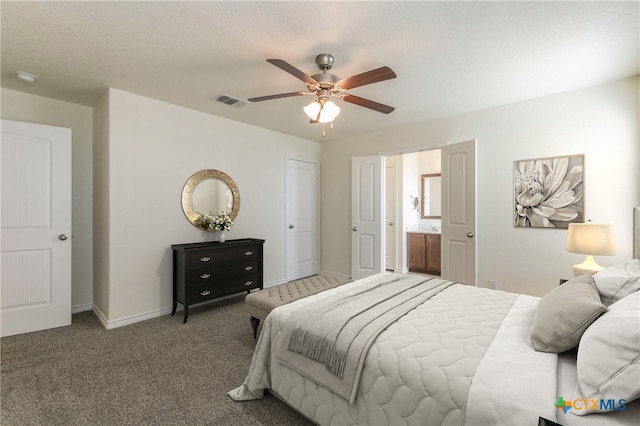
{"left": 195, "top": 211, "right": 233, "bottom": 231}
{"left": 211, "top": 211, "right": 233, "bottom": 231}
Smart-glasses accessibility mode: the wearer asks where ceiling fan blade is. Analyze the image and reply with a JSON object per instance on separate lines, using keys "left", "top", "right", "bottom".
{"left": 337, "top": 66, "right": 396, "bottom": 90}
{"left": 342, "top": 94, "right": 395, "bottom": 114}
{"left": 248, "top": 91, "right": 306, "bottom": 102}
{"left": 267, "top": 59, "right": 317, "bottom": 85}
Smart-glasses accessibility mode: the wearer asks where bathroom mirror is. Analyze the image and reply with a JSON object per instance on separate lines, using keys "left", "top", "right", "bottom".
{"left": 181, "top": 169, "right": 240, "bottom": 230}
{"left": 421, "top": 173, "right": 441, "bottom": 219}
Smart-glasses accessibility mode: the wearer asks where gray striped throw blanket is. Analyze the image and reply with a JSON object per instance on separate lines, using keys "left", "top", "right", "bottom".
{"left": 276, "top": 273, "right": 453, "bottom": 402}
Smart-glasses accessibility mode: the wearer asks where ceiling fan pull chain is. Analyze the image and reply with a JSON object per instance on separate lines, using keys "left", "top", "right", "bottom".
{"left": 321, "top": 121, "right": 334, "bottom": 137}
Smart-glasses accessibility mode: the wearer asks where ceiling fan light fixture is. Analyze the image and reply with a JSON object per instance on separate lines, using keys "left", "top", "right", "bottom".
{"left": 303, "top": 99, "right": 340, "bottom": 123}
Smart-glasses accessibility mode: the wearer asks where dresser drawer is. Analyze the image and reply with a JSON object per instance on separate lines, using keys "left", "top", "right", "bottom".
{"left": 189, "top": 259, "right": 259, "bottom": 285}
{"left": 187, "top": 246, "right": 258, "bottom": 267}
{"left": 188, "top": 284, "right": 219, "bottom": 304}
{"left": 217, "top": 274, "right": 260, "bottom": 293}
{"left": 188, "top": 274, "right": 260, "bottom": 303}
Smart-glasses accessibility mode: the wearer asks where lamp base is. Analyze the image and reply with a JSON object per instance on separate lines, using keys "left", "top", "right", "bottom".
{"left": 573, "top": 255, "right": 605, "bottom": 277}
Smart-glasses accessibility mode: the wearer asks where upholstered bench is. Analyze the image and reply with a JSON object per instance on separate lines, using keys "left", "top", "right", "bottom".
{"left": 245, "top": 274, "right": 351, "bottom": 338}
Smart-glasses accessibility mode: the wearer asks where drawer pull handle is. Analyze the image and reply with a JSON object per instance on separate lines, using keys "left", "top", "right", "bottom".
{"left": 244, "top": 266, "right": 253, "bottom": 271}
{"left": 200, "top": 256, "right": 211, "bottom": 262}
{"left": 244, "top": 251, "right": 253, "bottom": 256}
{"left": 244, "top": 281, "right": 253, "bottom": 286}
{"left": 200, "top": 290, "right": 211, "bottom": 296}
{"left": 200, "top": 273, "right": 211, "bottom": 279}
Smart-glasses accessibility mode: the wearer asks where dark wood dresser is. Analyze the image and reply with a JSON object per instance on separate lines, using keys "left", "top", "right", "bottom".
{"left": 171, "top": 238, "right": 265, "bottom": 323}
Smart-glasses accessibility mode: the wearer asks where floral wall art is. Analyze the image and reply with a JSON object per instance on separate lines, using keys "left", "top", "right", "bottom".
{"left": 514, "top": 154, "right": 584, "bottom": 228}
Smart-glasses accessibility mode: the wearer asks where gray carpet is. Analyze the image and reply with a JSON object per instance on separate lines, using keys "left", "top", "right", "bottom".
{"left": 1, "top": 294, "right": 313, "bottom": 425}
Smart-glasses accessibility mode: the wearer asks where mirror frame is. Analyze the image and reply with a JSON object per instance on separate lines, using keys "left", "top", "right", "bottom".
{"left": 181, "top": 169, "right": 240, "bottom": 230}
{"left": 421, "top": 173, "right": 441, "bottom": 219}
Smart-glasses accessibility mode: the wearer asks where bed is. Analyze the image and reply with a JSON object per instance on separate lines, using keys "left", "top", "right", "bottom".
{"left": 229, "top": 220, "right": 640, "bottom": 425}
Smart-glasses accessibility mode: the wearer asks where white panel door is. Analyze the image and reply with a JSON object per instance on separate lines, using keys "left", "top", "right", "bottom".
{"left": 385, "top": 164, "right": 397, "bottom": 271}
{"left": 441, "top": 139, "right": 476, "bottom": 285}
{"left": 351, "top": 156, "right": 384, "bottom": 280}
{"left": 1, "top": 119, "right": 72, "bottom": 337}
{"left": 285, "top": 158, "right": 319, "bottom": 281}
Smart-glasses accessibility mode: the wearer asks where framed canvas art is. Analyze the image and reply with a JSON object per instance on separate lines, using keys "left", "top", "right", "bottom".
{"left": 514, "top": 154, "right": 584, "bottom": 228}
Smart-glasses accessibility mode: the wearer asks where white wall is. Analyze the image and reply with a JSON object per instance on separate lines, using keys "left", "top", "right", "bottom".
{"left": 95, "top": 88, "right": 320, "bottom": 325}
{"left": 1, "top": 88, "right": 94, "bottom": 312}
{"left": 403, "top": 152, "right": 421, "bottom": 233}
{"left": 93, "top": 91, "right": 110, "bottom": 317}
{"left": 419, "top": 150, "right": 441, "bottom": 175}
{"left": 321, "top": 77, "right": 639, "bottom": 297}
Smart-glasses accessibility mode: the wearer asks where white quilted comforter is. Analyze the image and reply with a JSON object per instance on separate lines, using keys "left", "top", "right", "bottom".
{"left": 230, "top": 273, "right": 559, "bottom": 425}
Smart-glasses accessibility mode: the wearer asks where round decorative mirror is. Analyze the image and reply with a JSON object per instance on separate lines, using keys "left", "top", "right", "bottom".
{"left": 181, "top": 169, "right": 240, "bottom": 230}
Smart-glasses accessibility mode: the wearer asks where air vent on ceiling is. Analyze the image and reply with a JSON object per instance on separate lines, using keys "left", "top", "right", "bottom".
{"left": 213, "top": 93, "right": 249, "bottom": 107}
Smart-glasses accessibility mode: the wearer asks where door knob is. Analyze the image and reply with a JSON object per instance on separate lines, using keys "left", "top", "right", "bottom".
{"left": 467, "top": 232, "right": 474, "bottom": 238}
{"left": 58, "top": 234, "right": 69, "bottom": 241}
{"left": 353, "top": 227, "right": 358, "bottom": 232}
{"left": 288, "top": 224, "right": 294, "bottom": 229}
{"left": 388, "top": 222, "right": 394, "bottom": 226}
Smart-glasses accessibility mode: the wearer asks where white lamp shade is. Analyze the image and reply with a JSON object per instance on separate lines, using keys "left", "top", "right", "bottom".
{"left": 566, "top": 223, "right": 616, "bottom": 277}
{"left": 303, "top": 101, "right": 320, "bottom": 120}
{"left": 319, "top": 101, "right": 340, "bottom": 123}
{"left": 566, "top": 223, "right": 616, "bottom": 255}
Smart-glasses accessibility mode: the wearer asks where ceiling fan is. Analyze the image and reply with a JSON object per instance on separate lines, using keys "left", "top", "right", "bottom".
{"left": 248, "top": 53, "right": 397, "bottom": 131}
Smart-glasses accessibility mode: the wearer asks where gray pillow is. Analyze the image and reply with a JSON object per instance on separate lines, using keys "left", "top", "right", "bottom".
{"left": 593, "top": 259, "right": 640, "bottom": 306}
{"left": 572, "top": 291, "right": 640, "bottom": 415}
{"left": 531, "top": 274, "right": 606, "bottom": 353}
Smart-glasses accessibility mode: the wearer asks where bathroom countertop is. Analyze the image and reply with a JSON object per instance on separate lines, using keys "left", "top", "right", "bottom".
{"left": 407, "top": 230, "right": 441, "bottom": 235}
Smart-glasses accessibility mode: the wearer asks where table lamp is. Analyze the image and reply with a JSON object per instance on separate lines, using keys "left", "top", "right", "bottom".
{"left": 566, "top": 222, "right": 616, "bottom": 276}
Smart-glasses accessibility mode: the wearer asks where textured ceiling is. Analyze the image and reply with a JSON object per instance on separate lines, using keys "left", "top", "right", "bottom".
{"left": 1, "top": 1, "right": 638, "bottom": 142}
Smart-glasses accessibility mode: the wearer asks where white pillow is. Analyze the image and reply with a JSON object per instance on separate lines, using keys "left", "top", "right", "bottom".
{"left": 593, "top": 259, "right": 640, "bottom": 306}
{"left": 573, "top": 291, "right": 640, "bottom": 415}
{"left": 530, "top": 274, "right": 606, "bottom": 353}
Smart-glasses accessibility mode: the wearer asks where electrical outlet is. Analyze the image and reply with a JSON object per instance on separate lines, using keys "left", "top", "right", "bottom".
{"left": 489, "top": 280, "right": 497, "bottom": 290}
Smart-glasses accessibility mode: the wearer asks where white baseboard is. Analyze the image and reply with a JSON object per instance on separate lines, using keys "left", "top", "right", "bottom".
{"left": 72, "top": 303, "right": 93, "bottom": 314}
{"left": 90, "top": 291, "right": 251, "bottom": 330}
{"left": 92, "top": 304, "right": 108, "bottom": 328}
{"left": 91, "top": 303, "right": 173, "bottom": 330}
{"left": 263, "top": 279, "right": 287, "bottom": 289}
